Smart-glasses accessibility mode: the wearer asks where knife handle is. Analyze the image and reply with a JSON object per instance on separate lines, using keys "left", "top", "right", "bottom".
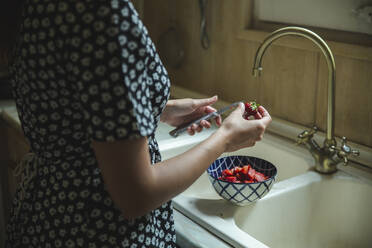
{"left": 169, "top": 112, "right": 219, "bottom": 137}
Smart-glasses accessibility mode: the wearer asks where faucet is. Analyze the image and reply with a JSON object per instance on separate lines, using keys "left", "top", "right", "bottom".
{"left": 252, "top": 26, "right": 359, "bottom": 174}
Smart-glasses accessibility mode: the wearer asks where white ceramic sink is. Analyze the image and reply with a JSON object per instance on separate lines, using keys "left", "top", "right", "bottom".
{"left": 234, "top": 172, "right": 372, "bottom": 248}
{"left": 155, "top": 123, "right": 372, "bottom": 248}
{"left": 173, "top": 171, "right": 372, "bottom": 248}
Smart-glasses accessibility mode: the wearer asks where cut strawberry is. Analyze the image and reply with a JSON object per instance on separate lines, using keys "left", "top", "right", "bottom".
{"left": 242, "top": 165, "right": 251, "bottom": 175}
{"left": 222, "top": 169, "right": 233, "bottom": 177}
{"left": 234, "top": 166, "right": 242, "bottom": 174}
{"left": 218, "top": 164, "right": 269, "bottom": 184}
{"left": 248, "top": 167, "right": 256, "bottom": 179}
{"left": 254, "top": 172, "right": 267, "bottom": 182}
{"left": 224, "top": 176, "right": 236, "bottom": 182}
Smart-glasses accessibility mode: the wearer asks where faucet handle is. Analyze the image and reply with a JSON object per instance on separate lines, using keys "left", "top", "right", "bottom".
{"left": 331, "top": 137, "right": 360, "bottom": 165}
{"left": 296, "top": 126, "right": 318, "bottom": 145}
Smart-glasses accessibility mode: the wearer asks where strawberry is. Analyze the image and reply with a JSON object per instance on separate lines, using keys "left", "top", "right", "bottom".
{"left": 233, "top": 166, "right": 242, "bottom": 174}
{"left": 218, "top": 164, "right": 269, "bottom": 183}
{"left": 244, "top": 101, "right": 261, "bottom": 120}
{"left": 225, "top": 176, "right": 237, "bottom": 182}
{"left": 242, "top": 165, "right": 251, "bottom": 176}
{"left": 254, "top": 172, "right": 268, "bottom": 182}
{"left": 222, "top": 169, "right": 233, "bottom": 177}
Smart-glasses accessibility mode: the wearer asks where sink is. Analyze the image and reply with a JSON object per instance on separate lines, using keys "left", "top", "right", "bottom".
{"left": 156, "top": 123, "right": 372, "bottom": 248}
{"left": 234, "top": 172, "right": 372, "bottom": 248}
{"left": 173, "top": 171, "right": 372, "bottom": 248}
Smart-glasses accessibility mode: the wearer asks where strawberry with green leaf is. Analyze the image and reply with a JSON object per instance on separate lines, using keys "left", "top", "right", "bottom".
{"left": 244, "top": 101, "right": 261, "bottom": 120}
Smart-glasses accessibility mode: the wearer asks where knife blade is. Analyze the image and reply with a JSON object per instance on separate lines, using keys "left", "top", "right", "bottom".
{"left": 169, "top": 101, "right": 242, "bottom": 138}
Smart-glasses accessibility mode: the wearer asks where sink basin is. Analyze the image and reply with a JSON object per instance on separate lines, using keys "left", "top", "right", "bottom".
{"left": 234, "top": 172, "right": 372, "bottom": 248}
{"left": 173, "top": 171, "right": 372, "bottom": 248}
{"left": 156, "top": 123, "right": 372, "bottom": 248}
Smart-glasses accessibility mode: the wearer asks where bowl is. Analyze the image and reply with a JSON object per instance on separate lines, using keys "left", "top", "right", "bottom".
{"left": 207, "top": 155, "right": 277, "bottom": 206}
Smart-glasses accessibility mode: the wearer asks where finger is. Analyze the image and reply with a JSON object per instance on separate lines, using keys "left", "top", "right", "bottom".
{"left": 204, "top": 105, "right": 217, "bottom": 114}
{"left": 191, "top": 123, "right": 198, "bottom": 132}
{"left": 200, "top": 120, "right": 211, "bottom": 129}
{"left": 196, "top": 125, "right": 203, "bottom": 133}
{"left": 258, "top": 106, "right": 272, "bottom": 125}
{"left": 254, "top": 112, "right": 262, "bottom": 119}
{"left": 193, "top": 95, "right": 218, "bottom": 109}
{"left": 215, "top": 115, "right": 222, "bottom": 126}
{"left": 203, "top": 106, "right": 222, "bottom": 126}
{"left": 258, "top": 106, "right": 269, "bottom": 117}
{"left": 187, "top": 126, "right": 195, "bottom": 136}
{"left": 232, "top": 102, "right": 245, "bottom": 116}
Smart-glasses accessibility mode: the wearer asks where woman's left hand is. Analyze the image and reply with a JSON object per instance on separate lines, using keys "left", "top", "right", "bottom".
{"left": 160, "top": 96, "right": 222, "bottom": 135}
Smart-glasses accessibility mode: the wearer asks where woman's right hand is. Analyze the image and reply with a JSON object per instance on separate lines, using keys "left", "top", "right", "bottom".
{"left": 218, "top": 102, "right": 272, "bottom": 152}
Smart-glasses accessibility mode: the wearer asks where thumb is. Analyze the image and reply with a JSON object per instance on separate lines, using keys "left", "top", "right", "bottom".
{"left": 193, "top": 95, "right": 218, "bottom": 108}
{"left": 232, "top": 102, "right": 245, "bottom": 116}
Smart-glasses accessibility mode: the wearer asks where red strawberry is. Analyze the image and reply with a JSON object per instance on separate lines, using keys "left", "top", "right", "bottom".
{"left": 244, "top": 101, "right": 259, "bottom": 115}
{"left": 242, "top": 165, "right": 251, "bottom": 175}
{"left": 248, "top": 167, "right": 256, "bottom": 179}
{"left": 233, "top": 166, "right": 242, "bottom": 174}
{"left": 254, "top": 172, "right": 267, "bottom": 182}
{"left": 222, "top": 169, "right": 233, "bottom": 177}
{"left": 244, "top": 101, "right": 261, "bottom": 120}
{"left": 218, "top": 164, "right": 269, "bottom": 184}
{"left": 225, "top": 176, "right": 236, "bottom": 182}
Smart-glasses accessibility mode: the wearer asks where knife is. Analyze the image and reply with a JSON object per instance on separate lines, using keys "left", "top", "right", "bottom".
{"left": 169, "top": 101, "right": 242, "bottom": 138}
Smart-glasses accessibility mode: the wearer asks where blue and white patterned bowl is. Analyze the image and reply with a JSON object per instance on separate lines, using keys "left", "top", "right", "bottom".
{"left": 207, "top": 155, "right": 277, "bottom": 206}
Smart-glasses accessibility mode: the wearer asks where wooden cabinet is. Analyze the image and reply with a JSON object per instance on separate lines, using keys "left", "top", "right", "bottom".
{"left": 143, "top": 0, "right": 372, "bottom": 148}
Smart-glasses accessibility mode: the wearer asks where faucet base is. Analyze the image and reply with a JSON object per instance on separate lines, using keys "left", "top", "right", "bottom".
{"left": 314, "top": 164, "right": 338, "bottom": 174}
{"left": 313, "top": 156, "right": 338, "bottom": 174}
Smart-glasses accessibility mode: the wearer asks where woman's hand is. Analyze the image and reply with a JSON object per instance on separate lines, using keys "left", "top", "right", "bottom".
{"left": 218, "top": 103, "right": 272, "bottom": 152}
{"left": 160, "top": 96, "right": 222, "bottom": 135}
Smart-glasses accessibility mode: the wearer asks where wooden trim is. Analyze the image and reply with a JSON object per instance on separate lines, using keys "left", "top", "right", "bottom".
{"left": 238, "top": 0, "right": 372, "bottom": 61}
{"left": 236, "top": 29, "right": 372, "bottom": 62}
{"left": 252, "top": 21, "right": 372, "bottom": 47}
{"left": 239, "top": 0, "right": 254, "bottom": 31}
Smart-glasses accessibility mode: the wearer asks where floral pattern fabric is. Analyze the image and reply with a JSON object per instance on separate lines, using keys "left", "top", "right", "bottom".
{"left": 6, "top": 0, "right": 175, "bottom": 247}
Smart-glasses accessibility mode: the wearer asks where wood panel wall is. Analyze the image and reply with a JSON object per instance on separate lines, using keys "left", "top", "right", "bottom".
{"left": 142, "top": 0, "right": 372, "bottom": 148}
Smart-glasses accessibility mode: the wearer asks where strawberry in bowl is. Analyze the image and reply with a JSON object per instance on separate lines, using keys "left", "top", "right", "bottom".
{"left": 207, "top": 155, "right": 277, "bottom": 206}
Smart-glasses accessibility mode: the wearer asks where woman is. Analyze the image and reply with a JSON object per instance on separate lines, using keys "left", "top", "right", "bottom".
{"left": 2, "top": 0, "right": 271, "bottom": 247}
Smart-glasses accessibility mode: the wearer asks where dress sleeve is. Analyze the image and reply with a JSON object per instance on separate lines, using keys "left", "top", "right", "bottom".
{"left": 67, "top": 0, "right": 155, "bottom": 142}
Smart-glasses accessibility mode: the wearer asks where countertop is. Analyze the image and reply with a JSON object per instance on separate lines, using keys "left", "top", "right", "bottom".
{"left": 0, "top": 99, "right": 231, "bottom": 248}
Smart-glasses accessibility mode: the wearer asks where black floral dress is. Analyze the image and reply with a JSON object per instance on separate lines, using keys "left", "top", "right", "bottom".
{"left": 6, "top": 0, "right": 175, "bottom": 247}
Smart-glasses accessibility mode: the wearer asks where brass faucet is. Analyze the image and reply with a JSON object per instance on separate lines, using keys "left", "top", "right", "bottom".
{"left": 252, "top": 26, "right": 359, "bottom": 174}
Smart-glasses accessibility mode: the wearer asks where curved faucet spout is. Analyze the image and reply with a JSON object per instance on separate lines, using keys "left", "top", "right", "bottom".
{"left": 252, "top": 26, "right": 336, "bottom": 146}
